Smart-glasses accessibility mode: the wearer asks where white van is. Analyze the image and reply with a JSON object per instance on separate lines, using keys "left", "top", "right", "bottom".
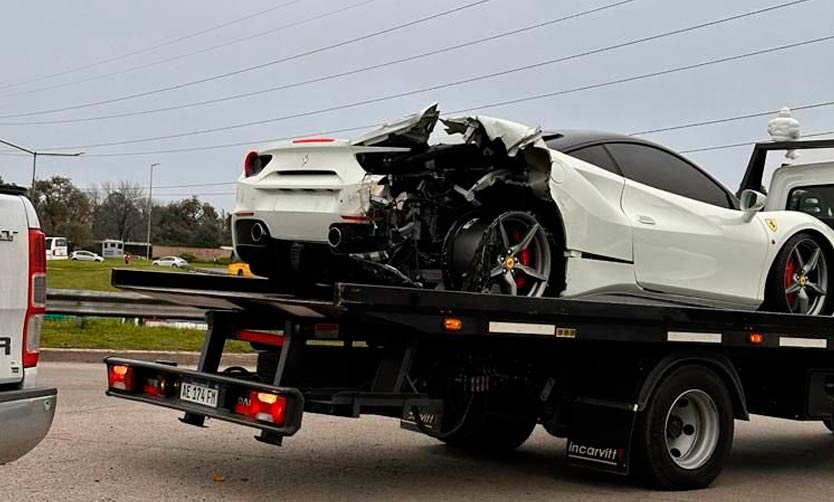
{"left": 0, "top": 184, "right": 57, "bottom": 463}
{"left": 45, "top": 236, "right": 68, "bottom": 260}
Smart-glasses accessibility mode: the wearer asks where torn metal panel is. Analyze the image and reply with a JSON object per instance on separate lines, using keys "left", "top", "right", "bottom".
{"left": 351, "top": 103, "right": 440, "bottom": 148}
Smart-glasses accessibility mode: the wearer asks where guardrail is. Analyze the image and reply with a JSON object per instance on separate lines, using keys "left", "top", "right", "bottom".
{"left": 46, "top": 289, "right": 206, "bottom": 320}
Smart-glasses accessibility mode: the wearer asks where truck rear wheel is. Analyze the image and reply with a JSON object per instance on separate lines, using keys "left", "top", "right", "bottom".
{"left": 440, "top": 407, "right": 537, "bottom": 453}
{"left": 432, "top": 391, "right": 536, "bottom": 453}
{"left": 632, "top": 365, "right": 734, "bottom": 490}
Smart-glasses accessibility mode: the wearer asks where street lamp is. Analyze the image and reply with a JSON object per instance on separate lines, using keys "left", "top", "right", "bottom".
{"left": 0, "top": 137, "right": 84, "bottom": 189}
{"left": 146, "top": 162, "right": 159, "bottom": 260}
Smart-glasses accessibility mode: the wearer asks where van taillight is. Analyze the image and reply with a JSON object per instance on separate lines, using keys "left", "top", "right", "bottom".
{"left": 24, "top": 228, "right": 47, "bottom": 367}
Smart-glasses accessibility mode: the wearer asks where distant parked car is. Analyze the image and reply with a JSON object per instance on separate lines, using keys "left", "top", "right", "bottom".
{"left": 70, "top": 250, "right": 104, "bottom": 262}
{"left": 152, "top": 256, "right": 188, "bottom": 268}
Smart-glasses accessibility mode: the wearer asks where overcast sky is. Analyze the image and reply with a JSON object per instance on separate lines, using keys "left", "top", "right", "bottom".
{"left": 1, "top": 0, "right": 832, "bottom": 210}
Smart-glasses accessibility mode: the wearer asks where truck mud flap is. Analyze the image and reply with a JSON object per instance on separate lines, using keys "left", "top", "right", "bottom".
{"left": 566, "top": 399, "right": 637, "bottom": 476}
{"left": 104, "top": 357, "right": 304, "bottom": 436}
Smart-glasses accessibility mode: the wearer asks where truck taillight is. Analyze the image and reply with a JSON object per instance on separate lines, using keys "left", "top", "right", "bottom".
{"left": 23, "top": 228, "right": 47, "bottom": 368}
{"left": 108, "top": 364, "right": 137, "bottom": 391}
{"left": 234, "top": 391, "right": 287, "bottom": 425}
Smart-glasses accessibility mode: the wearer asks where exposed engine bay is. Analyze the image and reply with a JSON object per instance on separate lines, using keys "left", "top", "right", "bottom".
{"left": 324, "top": 105, "right": 560, "bottom": 296}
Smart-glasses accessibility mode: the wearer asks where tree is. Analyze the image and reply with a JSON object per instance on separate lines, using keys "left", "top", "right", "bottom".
{"left": 32, "top": 176, "right": 93, "bottom": 245}
{"left": 154, "top": 197, "right": 225, "bottom": 247}
{"left": 92, "top": 181, "right": 146, "bottom": 241}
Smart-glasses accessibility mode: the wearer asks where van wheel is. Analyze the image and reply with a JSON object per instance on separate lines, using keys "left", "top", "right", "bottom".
{"left": 764, "top": 233, "right": 830, "bottom": 315}
{"left": 632, "top": 365, "right": 734, "bottom": 490}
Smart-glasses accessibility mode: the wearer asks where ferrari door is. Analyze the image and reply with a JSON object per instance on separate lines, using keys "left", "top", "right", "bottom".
{"left": 608, "top": 143, "right": 770, "bottom": 306}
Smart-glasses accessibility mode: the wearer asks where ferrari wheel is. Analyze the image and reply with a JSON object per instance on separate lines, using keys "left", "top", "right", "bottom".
{"left": 451, "top": 211, "right": 553, "bottom": 297}
{"left": 765, "top": 233, "right": 830, "bottom": 315}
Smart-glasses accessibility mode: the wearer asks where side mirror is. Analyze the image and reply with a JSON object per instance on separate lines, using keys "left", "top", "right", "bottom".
{"left": 740, "top": 189, "right": 767, "bottom": 222}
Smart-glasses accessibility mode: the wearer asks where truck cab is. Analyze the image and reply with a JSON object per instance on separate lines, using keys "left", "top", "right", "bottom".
{"left": 739, "top": 138, "right": 834, "bottom": 222}
{"left": 0, "top": 184, "right": 57, "bottom": 464}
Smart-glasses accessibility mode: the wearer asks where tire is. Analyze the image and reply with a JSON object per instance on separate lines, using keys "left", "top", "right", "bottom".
{"left": 451, "top": 210, "right": 558, "bottom": 297}
{"left": 432, "top": 390, "right": 537, "bottom": 453}
{"left": 632, "top": 365, "right": 734, "bottom": 490}
{"left": 440, "top": 405, "right": 537, "bottom": 453}
{"left": 764, "top": 232, "right": 831, "bottom": 315}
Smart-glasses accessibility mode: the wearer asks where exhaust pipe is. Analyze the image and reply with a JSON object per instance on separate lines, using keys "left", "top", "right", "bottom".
{"left": 328, "top": 223, "right": 383, "bottom": 254}
{"left": 250, "top": 222, "right": 267, "bottom": 243}
{"left": 327, "top": 226, "right": 343, "bottom": 249}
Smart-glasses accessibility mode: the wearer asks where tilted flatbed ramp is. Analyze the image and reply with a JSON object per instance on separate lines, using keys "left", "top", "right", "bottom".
{"left": 112, "top": 268, "right": 834, "bottom": 348}
{"left": 106, "top": 268, "right": 834, "bottom": 490}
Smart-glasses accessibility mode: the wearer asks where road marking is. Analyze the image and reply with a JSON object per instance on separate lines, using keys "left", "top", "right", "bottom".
{"left": 489, "top": 321, "right": 555, "bottom": 335}
{"left": 667, "top": 331, "right": 723, "bottom": 344}
{"left": 780, "top": 337, "right": 827, "bottom": 349}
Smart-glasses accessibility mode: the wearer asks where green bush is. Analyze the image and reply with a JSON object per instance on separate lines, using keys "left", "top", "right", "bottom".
{"left": 179, "top": 252, "right": 198, "bottom": 262}
{"left": 215, "top": 256, "right": 231, "bottom": 265}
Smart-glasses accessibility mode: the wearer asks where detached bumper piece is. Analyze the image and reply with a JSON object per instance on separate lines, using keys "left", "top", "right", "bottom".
{"left": 104, "top": 357, "right": 304, "bottom": 437}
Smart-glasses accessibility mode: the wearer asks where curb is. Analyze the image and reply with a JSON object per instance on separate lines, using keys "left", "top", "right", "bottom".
{"left": 40, "top": 348, "right": 257, "bottom": 366}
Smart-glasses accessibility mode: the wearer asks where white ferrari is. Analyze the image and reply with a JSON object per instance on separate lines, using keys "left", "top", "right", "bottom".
{"left": 233, "top": 104, "right": 834, "bottom": 315}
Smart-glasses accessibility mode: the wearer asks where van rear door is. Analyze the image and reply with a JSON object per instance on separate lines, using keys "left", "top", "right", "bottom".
{"left": 0, "top": 192, "right": 28, "bottom": 385}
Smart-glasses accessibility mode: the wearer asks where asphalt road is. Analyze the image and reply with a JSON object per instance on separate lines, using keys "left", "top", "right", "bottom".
{"left": 5, "top": 363, "right": 834, "bottom": 501}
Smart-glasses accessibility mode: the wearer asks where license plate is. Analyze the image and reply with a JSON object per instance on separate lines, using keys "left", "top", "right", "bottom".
{"left": 180, "top": 381, "right": 219, "bottom": 408}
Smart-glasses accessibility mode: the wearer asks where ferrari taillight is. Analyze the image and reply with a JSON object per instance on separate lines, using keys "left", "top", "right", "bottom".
{"left": 244, "top": 151, "right": 259, "bottom": 177}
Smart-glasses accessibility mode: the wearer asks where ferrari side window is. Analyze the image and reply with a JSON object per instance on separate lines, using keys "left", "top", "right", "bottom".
{"left": 567, "top": 146, "right": 621, "bottom": 175}
{"left": 606, "top": 143, "right": 733, "bottom": 208}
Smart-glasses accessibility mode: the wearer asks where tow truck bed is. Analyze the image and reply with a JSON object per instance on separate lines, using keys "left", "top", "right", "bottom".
{"left": 104, "top": 269, "right": 834, "bottom": 490}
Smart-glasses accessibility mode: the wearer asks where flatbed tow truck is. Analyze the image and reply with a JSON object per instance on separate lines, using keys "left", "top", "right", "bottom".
{"left": 104, "top": 138, "right": 834, "bottom": 491}
{"left": 105, "top": 267, "right": 834, "bottom": 491}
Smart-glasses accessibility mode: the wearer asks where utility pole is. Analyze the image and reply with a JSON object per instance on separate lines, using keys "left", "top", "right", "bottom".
{"left": 0, "top": 137, "right": 83, "bottom": 190}
{"left": 146, "top": 163, "right": 159, "bottom": 260}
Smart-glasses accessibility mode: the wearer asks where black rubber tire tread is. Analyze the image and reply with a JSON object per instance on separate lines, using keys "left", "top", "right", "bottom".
{"left": 763, "top": 232, "right": 832, "bottom": 315}
{"left": 632, "top": 365, "right": 734, "bottom": 490}
{"left": 440, "top": 410, "right": 537, "bottom": 453}
{"left": 437, "top": 394, "right": 537, "bottom": 453}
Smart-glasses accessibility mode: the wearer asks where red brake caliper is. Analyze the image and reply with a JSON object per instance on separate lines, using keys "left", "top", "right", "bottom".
{"left": 785, "top": 258, "right": 797, "bottom": 306}
{"left": 512, "top": 230, "right": 531, "bottom": 290}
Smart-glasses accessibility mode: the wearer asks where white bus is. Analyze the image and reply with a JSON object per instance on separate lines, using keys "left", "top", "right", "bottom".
{"left": 45, "top": 236, "right": 68, "bottom": 260}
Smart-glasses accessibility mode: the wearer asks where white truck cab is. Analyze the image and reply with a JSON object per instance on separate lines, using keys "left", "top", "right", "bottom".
{"left": 767, "top": 160, "right": 834, "bottom": 226}
{"left": 0, "top": 184, "right": 56, "bottom": 464}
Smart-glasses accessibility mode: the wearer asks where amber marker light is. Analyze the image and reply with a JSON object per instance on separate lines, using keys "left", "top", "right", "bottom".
{"left": 747, "top": 333, "right": 765, "bottom": 345}
{"left": 443, "top": 318, "right": 463, "bottom": 332}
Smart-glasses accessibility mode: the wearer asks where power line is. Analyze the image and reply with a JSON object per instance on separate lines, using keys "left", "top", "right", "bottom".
{"left": 0, "top": 0, "right": 302, "bottom": 91}
{"left": 0, "top": 0, "right": 640, "bottom": 125}
{"left": 47, "top": 33, "right": 834, "bottom": 151}
{"left": 0, "top": 0, "right": 378, "bottom": 101}
{"left": 680, "top": 129, "right": 834, "bottom": 154}
{"left": 630, "top": 100, "right": 834, "bottom": 136}
{"left": 0, "top": 0, "right": 497, "bottom": 120}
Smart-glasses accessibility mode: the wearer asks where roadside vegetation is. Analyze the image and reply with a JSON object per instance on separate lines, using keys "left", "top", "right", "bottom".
{"left": 47, "top": 258, "right": 225, "bottom": 291}
{"left": 42, "top": 318, "right": 254, "bottom": 353}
